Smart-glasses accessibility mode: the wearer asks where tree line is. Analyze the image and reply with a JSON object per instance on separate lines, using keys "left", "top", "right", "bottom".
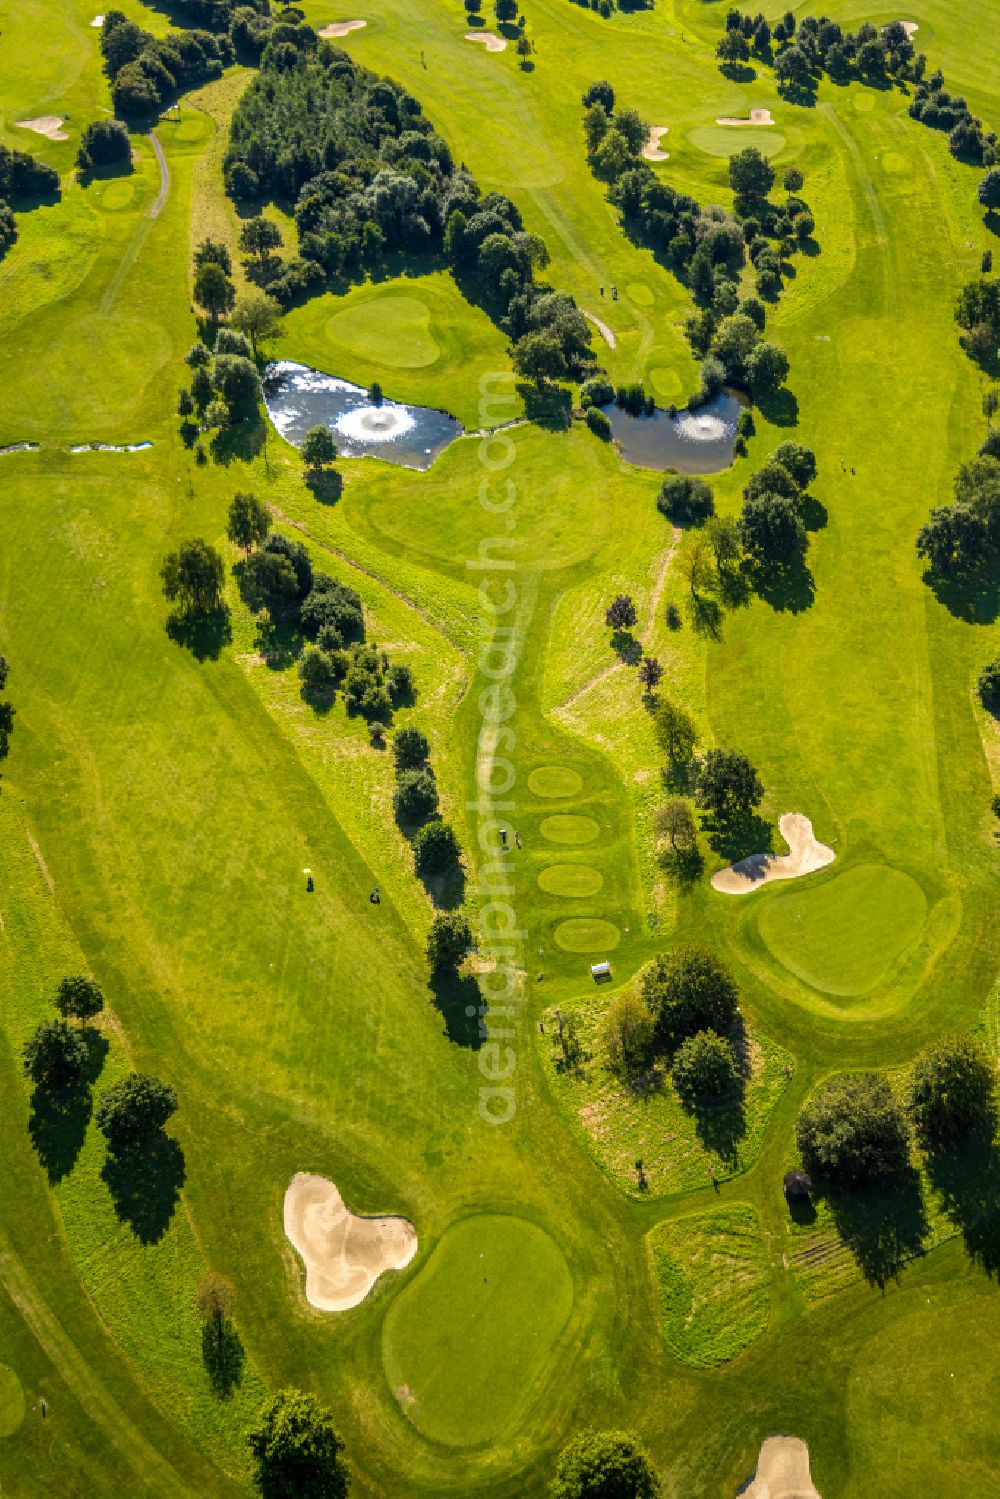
{"left": 221, "top": 24, "right": 594, "bottom": 375}
{"left": 0, "top": 143, "right": 60, "bottom": 265}
{"left": 916, "top": 391, "right": 999, "bottom": 587}
{"left": 99, "top": 9, "right": 233, "bottom": 117}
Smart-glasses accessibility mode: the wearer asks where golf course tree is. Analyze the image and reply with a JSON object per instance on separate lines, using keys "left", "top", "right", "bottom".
{"left": 76, "top": 119, "right": 131, "bottom": 174}
{"left": 196, "top": 1271, "right": 235, "bottom": 1343}
{"left": 231, "top": 290, "right": 283, "bottom": 357}
{"left": 22, "top": 1019, "right": 88, "bottom": 1094}
{"left": 227, "top": 491, "right": 270, "bottom": 554}
{"left": 692, "top": 747, "right": 763, "bottom": 824}
{"left": 394, "top": 766, "right": 439, "bottom": 824}
{"left": 239, "top": 215, "right": 283, "bottom": 278}
{"left": 550, "top": 1428, "right": 661, "bottom": 1499}
{"left": 95, "top": 1072, "right": 178, "bottom": 1154}
{"left": 224, "top": 38, "right": 593, "bottom": 377}
{"left": 640, "top": 946, "right": 740, "bottom": 1048}
{"left": 0, "top": 654, "right": 14, "bottom": 764}
{"left": 194, "top": 260, "right": 236, "bottom": 324}
{"left": 978, "top": 657, "right": 1000, "bottom": 713}
{"left": 605, "top": 594, "right": 637, "bottom": 630}
{"left": 54, "top": 974, "right": 105, "bottom": 1028}
{"left": 637, "top": 655, "right": 663, "bottom": 693}
{"left": 729, "top": 146, "right": 775, "bottom": 207}
{"left": 247, "top": 1389, "right": 350, "bottom": 1499}
{"left": 302, "top": 425, "right": 337, "bottom": 479}
{"left": 413, "top": 821, "right": 462, "bottom": 878}
{"left": 671, "top": 1028, "right": 740, "bottom": 1105}
{"left": 656, "top": 474, "right": 715, "bottom": 526}
{"left": 0, "top": 144, "right": 60, "bottom": 259}
{"left": 600, "top": 991, "right": 655, "bottom": 1077}
{"left": 739, "top": 489, "right": 806, "bottom": 567}
{"left": 654, "top": 698, "right": 697, "bottom": 771}
{"left": 796, "top": 1072, "right": 911, "bottom": 1187}
{"left": 908, "top": 1035, "right": 998, "bottom": 1148}
{"left": 426, "top": 912, "right": 473, "bottom": 971}
{"left": 161, "top": 539, "right": 226, "bottom": 617}
{"left": 393, "top": 725, "right": 430, "bottom": 771}
{"left": 99, "top": 10, "right": 232, "bottom": 119}
{"left": 980, "top": 168, "right": 1000, "bottom": 210}
{"left": 955, "top": 276, "right": 1000, "bottom": 366}
{"left": 916, "top": 452, "right": 1000, "bottom": 583}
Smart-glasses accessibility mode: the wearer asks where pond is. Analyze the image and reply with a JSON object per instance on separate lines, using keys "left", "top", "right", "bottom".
{"left": 599, "top": 390, "right": 745, "bottom": 474}
{"left": 263, "top": 361, "right": 463, "bottom": 470}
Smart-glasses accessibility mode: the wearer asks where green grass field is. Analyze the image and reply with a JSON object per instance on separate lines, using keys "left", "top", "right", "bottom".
{"left": 1, "top": 0, "right": 1000, "bottom": 1493}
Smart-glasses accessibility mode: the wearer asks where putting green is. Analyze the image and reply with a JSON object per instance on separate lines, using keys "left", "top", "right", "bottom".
{"left": 626, "top": 282, "right": 654, "bottom": 306}
{"left": 881, "top": 150, "right": 910, "bottom": 175}
{"left": 528, "top": 765, "right": 584, "bottom": 799}
{"left": 0, "top": 1365, "right": 25, "bottom": 1438}
{"left": 689, "top": 125, "right": 786, "bottom": 158}
{"left": 758, "top": 864, "right": 927, "bottom": 997}
{"left": 381, "top": 1215, "right": 573, "bottom": 1447}
{"left": 324, "top": 295, "right": 440, "bottom": 369}
{"left": 537, "top": 864, "right": 604, "bottom": 898}
{"left": 540, "top": 814, "right": 599, "bottom": 845}
{"left": 650, "top": 366, "right": 683, "bottom": 400}
{"left": 100, "top": 179, "right": 135, "bottom": 211}
{"left": 554, "top": 918, "right": 620, "bottom": 953}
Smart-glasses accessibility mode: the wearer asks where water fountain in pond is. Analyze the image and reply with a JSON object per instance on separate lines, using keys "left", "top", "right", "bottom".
{"left": 598, "top": 390, "right": 745, "bottom": 474}
{"left": 263, "top": 362, "right": 463, "bottom": 471}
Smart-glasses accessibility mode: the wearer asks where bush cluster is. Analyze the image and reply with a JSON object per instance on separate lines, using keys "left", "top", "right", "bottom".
{"left": 391, "top": 724, "right": 463, "bottom": 881}
{"left": 100, "top": 9, "right": 233, "bottom": 116}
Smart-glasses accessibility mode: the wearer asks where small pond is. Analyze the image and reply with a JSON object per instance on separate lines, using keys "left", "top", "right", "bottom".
{"left": 263, "top": 361, "right": 463, "bottom": 470}
{"left": 599, "top": 390, "right": 745, "bottom": 474}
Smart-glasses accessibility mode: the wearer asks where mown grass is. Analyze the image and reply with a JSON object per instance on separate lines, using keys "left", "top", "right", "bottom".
{"left": 648, "top": 1205, "right": 771, "bottom": 1368}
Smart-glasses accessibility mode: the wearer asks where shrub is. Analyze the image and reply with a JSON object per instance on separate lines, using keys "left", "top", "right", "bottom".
{"left": 580, "top": 375, "right": 614, "bottom": 407}
{"left": 640, "top": 946, "right": 739, "bottom": 1046}
{"left": 672, "top": 1029, "right": 739, "bottom": 1103}
{"left": 908, "top": 1035, "right": 997, "bottom": 1146}
{"left": 386, "top": 662, "right": 414, "bottom": 701}
{"left": 247, "top": 1391, "right": 349, "bottom": 1499}
{"left": 586, "top": 406, "right": 612, "bottom": 440}
{"left": 413, "top": 821, "right": 461, "bottom": 876}
{"left": 600, "top": 992, "right": 655, "bottom": 1075}
{"left": 78, "top": 118, "right": 131, "bottom": 170}
{"left": 95, "top": 1072, "right": 178, "bottom": 1152}
{"left": 657, "top": 475, "right": 715, "bottom": 526}
{"left": 54, "top": 974, "right": 105, "bottom": 1025}
{"left": 393, "top": 767, "right": 438, "bottom": 822}
{"left": 550, "top": 1429, "right": 660, "bottom": 1499}
{"left": 796, "top": 1073, "right": 910, "bottom": 1187}
{"left": 23, "top": 1019, "right": 88, "bottom": 1092}
{"left": 297, "top": 645, "right": 337, "bottom": 694}
{"left": 978, "top": 657, "right": 1000, "bottom": 713}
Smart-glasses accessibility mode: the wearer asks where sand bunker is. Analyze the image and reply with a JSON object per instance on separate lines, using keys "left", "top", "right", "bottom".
{"left": 740, "top": 1436, "right": 822, "bottom": 1498}
{"left": 16, "top": 116, "right": 68, "bottom": 141}
{"left": 896, "top": 20, "right": 918, "bottom": 37}
{"left": 716, "top": 108, "right": 775, "bottom": 126}
{"left": 712, "top": 812, "right": 834, "bottom": 895}
{"left": 91, "top": 13, "right": 104, "bottom": 24}
{"left": 319, "top": 18, "right": 366, "bottom": 36}
{"left": 284, "top": 1173, "right": 417, "bottom": 1312}
{"left": 465, "top": 30, "right": 507, "bottom": 51}
{"left": 643, "top": 126, "right": 670, "bottom": 161}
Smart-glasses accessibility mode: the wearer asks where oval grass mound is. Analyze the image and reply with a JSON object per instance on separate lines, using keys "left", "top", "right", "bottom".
{"left": 325, "top": 294, "right": 440, "bottom": 370}
{"left": 0, "top": 1365, "right": 25, "bottom": 1438}
{"left": 689, "top": 125, "right": 785, "bottom": 158}
{"left": 649, "top": 1205, "right": 770, "bottom": 1368}
{"left": 538, "top": 864, "right": 604, "bottom": 898}
{"left": 540, "top": 814, "right": 599, "bottom": 845}
{"left": 758, "top": 863, "right": 927, "bottom": 997}
{"left": 382, "top": 1215, "right": 573, "bottom": 1447}
{"left": 100, "top": 178, "right": 135, "bottom": 211}
{"left": 554, "top": 917, "right": 620, "bottom": 953}
{"left": 528, "top": 765, "right": 584, "bottom": 799}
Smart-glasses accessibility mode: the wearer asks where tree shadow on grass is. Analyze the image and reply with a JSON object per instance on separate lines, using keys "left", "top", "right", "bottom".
{"left": 420, "top": 860, "right": 467, "bottom": 912}
{"left": 210, "top": 418, "right": 266, "bottom": 467}
{"left": 611, "top": 629, "right": 643, "bottom": 664}
{"left": 754, "top": 387, "right": 799, "bottom": 427}
{"left": 747, "top": 552, "right": 816, "bottom": 614}
{"left": 922, "top": 567, "right": 1000, "bottom": 626}
{"left": 253, "top": 611, "right": 304, "bottom": 671}
{"left": 201, "top": 1318, "right": 245, "bottom": 1400}
{"left": 824, "top": 1166, "right": 929, "bottom": 1288}
{"left": 102, "top": 1133, "right": 186, "bottom": 1244}
{"left": 305, "top": 469, "right": 343, "bottom": 505}
{"left": 427, "top": 967, "right": 482, "bottom": 1050}
{"left": 801, "top": 494, "right": 828, "bottom": 532}
{"left": 699, "top": 809, "right": 772, "bottom": 864}
{"left": 517, "top": 381, "right": 572, "bottom": 430}
{"left": 26, "top": 1029, "right": 109, "bottom": 1184}
{"left": 925, "top": 1138, "right": 1000, "bottom": 1276}
{"left": 687, "top": 592, "right": 724, "bottom": 640}
{"left": 659, "top": 842, "right": 705, "bottom": 890}
{"left": 720, "top": 62, "right": 757, "bottom": 83}
{"left": 166, "top": 605, "right": 232, "bottom": 662}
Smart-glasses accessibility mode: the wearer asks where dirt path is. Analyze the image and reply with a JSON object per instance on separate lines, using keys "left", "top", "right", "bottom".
{"left": 584, "top": 311, "right": 616, "bottom": 349}
{"left": 554, "top": 527, "right": 680, "bottom": 716}
{"left": 149, "top": 130, "right": 168, "bottom": 217}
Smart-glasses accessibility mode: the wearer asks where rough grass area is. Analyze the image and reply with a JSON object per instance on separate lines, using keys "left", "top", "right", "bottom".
{"left": 649, "top": 1205, "right": 771, "bottom": 1368}
{"left": 541, "top": 990, "right": 793, "bottom": 1197}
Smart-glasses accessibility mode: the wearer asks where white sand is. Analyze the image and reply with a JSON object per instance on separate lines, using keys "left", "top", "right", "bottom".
{"left": 284, "top": 1172, "right": 417, "bottom": 1312}
{"left": 740, "top": 1436, "right": 822, "bottom": 1498}
{"left": 318, "top": 18, "right": 366, "bottom": 37}
{"left": 643, "top": 126, "right": 670, "bottom": 161}
{"left": 91, "top": 13, "right": 104, "bottom": 25}
{"left": 16, "top": 116, "right": 68, "bottom": 141}
{"left": 465, "top": 30, "right": 507, "bottom": 51}
{"left": 897, "top": 20, "right": 918, "bottom": 37}
{"left": 716, "top": 107, "right": 775, "bottom": 126}
{"left": 584, "top": 311, "right": 616, "bottom": 349}
{"left": 711, "top": 812, "right": 834, "bottom": 895}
